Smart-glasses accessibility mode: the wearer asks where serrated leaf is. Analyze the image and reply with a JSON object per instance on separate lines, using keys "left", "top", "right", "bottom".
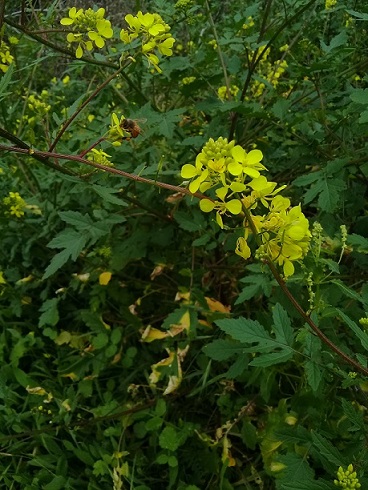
{"left": 215, "top": 317, "right": 274, "bottom": 347}
{"left": 320, "top": 31, "right": 347, "bottom": 53}
{"left": 347, "top": 233, "right": 368, "bottom": 253}
{"left": 47, "top": 228, "right": 85, "bottom": 250}
{"left": 157, "top": 108, "right": 185, "bottom": 138}
{"left": 249, "top": 349, "right": 293, "bottom": 367}
{"left": 59, "top": 212, "right": 110, "bottom": 241}
{"left": 271, "top": 99, "right": 291, "bottom": 120}
{"left": 174, "top": 210, "right": 205, "bottom": 232}
{"left": 302, "top": 174, "right": 346, "bottom": 212}
{"left": 39, "top": 298, "right": 59, "bottom": 327}
{"left": 235, "top": 283, "right": 262, "bottom": 304}
{"left": 350, "top": 88, "right": 368, "bottom": 104}
{"left": 0, "top": 63, "right": 14, "bottom": 101}
{"left": 341, "top": 398, "right": 365, "bottom": 432}
{"left": 337, "top": 309, "right": 368, "bottom": 351}
{"left": 92, "top": 184, "right": 128, "bottom": 206}
{"left": 192, "top": 234, "right": 211, "bottom": 247}
{"left": 159, "top": 426, "right": 180, "bottom": 451}
{"left": 215, "top": 317, "right": 295, "bottom": 367}
{"left": 331, "top": 280, "right": 365, "bottom": 304}
{"left": 358, "top": 110, "right": 368, "bottom": 123}
{"left": 304, "top": 360, "right": 322, "bottom": 392}
{"left": 203, "top": 339, "right": 246, "bottom": 361}
{"left": 272, "top": 304, "right": 294, "bottom": 346}
{"left": 346, "top": 9, "right": 368, "bottom": 20}
{"left": 226, "top": 353, "right": 249, "bottom": 378}
{"left": 280, "top": 480, "right": 333, "bottom": 490}
{"left": 44, "top": 476, "right": 67, "bottom": 490}
{"left": 310, "top": 431, "right": 346, "bottom": 466}
{"left": 277, "top": 452, "right": 315, "bottom": 483}
{"left": 320, "top": 259, "right": 339, "bottom": 274}
{"left": 59, "top": 210, "right": 93, "bottom": 228}
{"left": 43, "top": 248, "right": 71, "bottom": 279}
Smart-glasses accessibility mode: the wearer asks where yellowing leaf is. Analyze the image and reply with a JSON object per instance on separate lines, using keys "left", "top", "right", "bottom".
{"left": 26, "top": 386, "right": 47, "bottom": 396}
{"left": 55, "top": 330, "right": 72, "bottom": 345}
{"left": 141, "top": 326, "right": 168, "bottom": 342}
{"left": 205, "top": 297, "right": 231, "bottom": 314}
{"left": 61, "top": 372, "right": 78, "bottom": 381}
{"left": 99, "top": 271, "right": 112, "bottom": 285}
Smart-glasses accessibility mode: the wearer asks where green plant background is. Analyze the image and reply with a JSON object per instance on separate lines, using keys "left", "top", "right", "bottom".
{"left": 0, "top": 0, "right": 368, "bottom": 489}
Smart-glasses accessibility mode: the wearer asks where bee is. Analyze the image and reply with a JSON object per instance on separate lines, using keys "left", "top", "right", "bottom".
{"left": 121, "top": 118, "right": 145, "bottom": 139}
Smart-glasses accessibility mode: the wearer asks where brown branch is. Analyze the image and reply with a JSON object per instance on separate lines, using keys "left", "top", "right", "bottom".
{"left": 241, "top": 206, "right": 368, "bottom": 378}
{"left": 0, "top": 143, "right": 211, "bottom": 201}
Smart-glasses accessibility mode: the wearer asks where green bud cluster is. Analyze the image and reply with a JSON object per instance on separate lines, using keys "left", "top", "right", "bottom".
{"left": 334, "top": 465, "right": 361, "bottom": 489}
{"left": 200, "top": 137, "right": 235, "bottom": 164}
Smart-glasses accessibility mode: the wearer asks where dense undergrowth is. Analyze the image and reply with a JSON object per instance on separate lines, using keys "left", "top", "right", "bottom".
{"left": 0, "top": 0, "right": 368, "bottom": 488}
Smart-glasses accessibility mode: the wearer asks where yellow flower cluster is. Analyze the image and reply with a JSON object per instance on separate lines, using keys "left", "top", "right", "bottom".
{"left": 242, "top": 16, "right": 255, "bottom": 30}
{"left": 0, "top": 41, "right": 14, "bottom": 73}
{"left": 181, "top": 137, "right": 311, "bottom": 277}
{"left": 27, "top": 90, "right": 51, "bottom": 115}
{"left": 218, "top": 85, "right": 239, "bottom": 101}
{"left": 60, "top": 7, "right": 113, "bottom": 58}
{"left": 334, "top": 465, "right": 361, "bottom": 489}
{"left": 247, "top": 47, "right": 288, "bottom": 99}
{"left": 325, "top": 0, "right": 337, "bottom": 9}
{"left": 87, "top": 148, "right": 113, "bottom": 167}
{"left": 3, "top": 192, "right": 27, "bottom": 218}
{"left": 120, "top": 11, "right": 175, "bottom": 73}
{"left": 181, "top": 76, "right": 196, "bottom": 85}
{"left": 251, "top": 196, "right": 311, "bottom": 277}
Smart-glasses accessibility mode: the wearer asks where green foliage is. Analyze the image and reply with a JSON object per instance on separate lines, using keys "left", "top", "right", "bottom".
{"left": 0, "top": 0, "right": 368, "bottom": 488}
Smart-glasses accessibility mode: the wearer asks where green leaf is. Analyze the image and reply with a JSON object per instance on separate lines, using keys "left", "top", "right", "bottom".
{"left": 0, "top": 63, "right": 14, "bottom": 101}
{"left": 44, "top": 476, "right": 67, "bottom": 490}
{"left": 155, "top": 398, "right": 167, "bottom": 417}
{"left": 39, "top": 298, "right": 59, "bottom": 327}
{"left": 272, "top": 304, "right": 294, "bottom": 346}
{"left": 146, "top": 417, "right": 164, "bottom": 431}
{"left": 92, "top": 332, "right": 109, "bottom": 349}
{"left": 346, "top": 9, "right": 368, "bottom": 20}
{"left": 249, "top": 349, "right": 293, "bottom": 367}
{"left": 159, "top": 426, "right": 180, "bottom": 451}
{"left": 331, "top": 280, "right": 366, "bottom": 305}
{"left": 156, "top": 108, "right": 185, "bottom": 138}
{"left": 192, "top": 234, "right": 211, "bottom": 247}
{"left": 174, "top": 210, "right": 206, "bottom": 232}
{"left": 341, "top": 398, "right": 365, "bottom": 432}
{"left": 320, "top": 31, "right": 348, "bottom": 53}
{"left": 215, "top": 316, "right": 295, "bottom": 367}
{"left": 280, "top": 480, "right": 333, "bottom": 490}
{"left": 304, "top": 360, "right": 322, "bottom": 392}
{"left": 336, "top": 310, "right": 368, "bottom": 351}
{"left": 277, "top": 452, "right": 315, "bottom": 483}
{"left": 226, "top": 353, "right": 249, "bottom": 378}
{"left": 92, "top": 184, "right": 129, "bottom": 206}
{"left": 320, "top": 259, "right": 340, "bottom": 274}
{"left": 310, "top": 431, "right": 346, "bottom": 466}
{"left": 203, "top": 339, "right": 245, "bottom": 361}
{"left": 43, "top": 247, "right": 76, "bottom": 280}
{"left": 347, "top": 233, "right": 368, "bottom": 253}
{"left": 271, "top": 99, "right": 291, "bottom": 121}
{"left": 350, "top": 89, "right": 368, "bottom": 105}
{"left": 59, "top": 212, "right": 110, "bottom": 241}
